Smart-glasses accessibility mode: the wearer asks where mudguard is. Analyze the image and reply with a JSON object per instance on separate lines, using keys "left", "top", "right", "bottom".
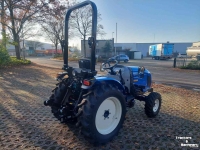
{"left": 81, "top": 76, "right": 125, "bottom": 93}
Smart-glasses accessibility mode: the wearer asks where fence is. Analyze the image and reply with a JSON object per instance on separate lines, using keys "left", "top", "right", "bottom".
{"left": 174, "top": 57, "right": 197, "bottom": 68}
{"left": 175, "top": 58, "right": 188, "bottom": 67}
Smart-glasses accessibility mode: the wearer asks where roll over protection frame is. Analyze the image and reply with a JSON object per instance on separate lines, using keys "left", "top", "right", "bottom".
{"left": 63, "top": 1, "right": 97, "bottom": 72}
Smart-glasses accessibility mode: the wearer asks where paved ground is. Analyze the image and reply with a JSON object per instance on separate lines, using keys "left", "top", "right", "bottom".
{"left": 0, "top": 64, "right": 200, "bottom": 149}
{"left": 29, "top": 56, "right": 200, "bottom": 90}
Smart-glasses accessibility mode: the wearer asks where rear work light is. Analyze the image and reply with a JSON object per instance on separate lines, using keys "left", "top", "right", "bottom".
{"left": 83, "top": 79, "right": 91, "bottom": 86}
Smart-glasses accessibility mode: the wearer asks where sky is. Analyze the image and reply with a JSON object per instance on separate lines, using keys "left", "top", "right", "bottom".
{"left": 42, "top": 0, "right": 200, "bottom": 48}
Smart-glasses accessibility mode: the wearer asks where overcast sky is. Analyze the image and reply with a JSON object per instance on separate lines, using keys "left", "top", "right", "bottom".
{"left": 43, "top": 0, "right": 200, "bottom": 48}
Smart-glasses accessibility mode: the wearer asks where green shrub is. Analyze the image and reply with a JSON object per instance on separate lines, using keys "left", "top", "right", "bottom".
{"left": 54, "top": 53, "right": 63, "bottom": 58}
{"left": 0, "top": 38, "right": 11, "bottom": 65}
{"left": 0, "top": 57, "right": 31, "bottom": 68}
{"left": 0, "top": 34, "right": 31, "bottom": 68}
{"left": 53, "top": 52, "right": 83, "bottom": 61}
{"left": 0, "top": 49, "right": 11, "bottom": 65}
{"left": 180, "top": 60, "right": 200, "bottom": 70}
{"left": 68, "top": 57, "right": 79, "bottom": 61}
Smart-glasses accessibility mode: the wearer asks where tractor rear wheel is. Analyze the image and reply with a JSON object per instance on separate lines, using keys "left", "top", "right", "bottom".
{"left": 51, "top": 81, "right": 68, "bottom": 120}
{"left": 79, "top": 84, "right": 126, "bottom": 144}
{"left": 145, "top": 92, "right": 161, "bottom": 118}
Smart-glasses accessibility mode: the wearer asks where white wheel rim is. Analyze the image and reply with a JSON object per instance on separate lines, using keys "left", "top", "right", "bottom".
{"left": 153, "top": 99, "right": 160, "bottom": 112}
{"left": 95, "top": 97, "right": 122, "bottom": 135}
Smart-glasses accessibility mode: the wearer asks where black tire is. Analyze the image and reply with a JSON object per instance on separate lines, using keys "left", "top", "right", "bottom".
{"left": 145, "top": 92, "right": 161, "bottom": 118}
{"left": 51, "top": 81, "right": 68, "bottom": 120}
{"left": 124, "top": 59, "right": 128, "bottom": 63}
{"left": 54, "top": 82, "right": 68, "bottom": 104}
{"left": 79, "top": 84, "right": 126, "bottom": 144}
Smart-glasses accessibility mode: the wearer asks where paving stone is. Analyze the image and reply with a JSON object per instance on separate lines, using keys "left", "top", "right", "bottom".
{"left": 0, "top": 64, "right": 199, "bottom": 149}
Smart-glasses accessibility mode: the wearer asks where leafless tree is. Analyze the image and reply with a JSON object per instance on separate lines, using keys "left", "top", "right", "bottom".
{"left": 39, "top": 0, "right": 75, "bottom": 53}
{"left": 40, "top": 16, "right": 65, "bottom": 54}
{"left": 1, "top": 0, "right": 50, "bottom": 59}
{"left": 70, "top": 3, "right": 106, "bottom": 57}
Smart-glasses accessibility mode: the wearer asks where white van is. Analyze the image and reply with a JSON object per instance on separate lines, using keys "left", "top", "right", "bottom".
{"left": 177, "top": 53, "right": 191, "bottom": 58}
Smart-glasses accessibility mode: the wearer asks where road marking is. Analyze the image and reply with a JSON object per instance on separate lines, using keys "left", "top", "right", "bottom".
{"left": 172, "top": 85, "right": 181, "bottom": 88}
{"left": 193, "top": 88, "right": 200, "bottom": 92}
{"left": 154, "top": 82, "right": 161, "bottom": 84}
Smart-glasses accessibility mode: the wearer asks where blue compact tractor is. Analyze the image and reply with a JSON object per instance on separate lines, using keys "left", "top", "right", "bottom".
{"left": 44, "top": 1, "right": 162, "bottom": 144}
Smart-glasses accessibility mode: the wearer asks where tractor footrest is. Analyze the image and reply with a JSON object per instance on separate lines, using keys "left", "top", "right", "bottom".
{"left": 126, "top": 95, "right": 134, "bottom": 102}
{"left": 148, "top": 88, "right": 153, "bottom": 92}
{"left": 126, "top": 95, "right": 135, "bottom": 108}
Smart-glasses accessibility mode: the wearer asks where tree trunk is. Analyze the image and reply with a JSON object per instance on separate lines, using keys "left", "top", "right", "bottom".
{"left": 59, "top": 40, "right": 63, "bottom": 53}
{"left": 83, "top": 35, "right": 86, "bottom": 58}
{"left": 1, "top": 0, "right": 6, "bottom": 48}
{"left": 14, "top": 34, "right": 21, "bottom": 59}
{"left": 1, "top": 0, "right": 5, "bottom": 34}
{"left": 55, "top": 41, "right": 58, "bottom": 54}
{"left": 9, "top": 1, "right": 21, "bottom": 59}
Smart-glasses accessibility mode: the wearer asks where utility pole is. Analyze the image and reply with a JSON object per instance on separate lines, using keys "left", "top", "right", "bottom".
{"left": 115, "top": 23, "right": 117, "bottom": 55}
{"left": 112, "top": 32, "right": 114, "bottom": 38}
{"left": 116, "top": 23, "right": 117, "bottom": 43}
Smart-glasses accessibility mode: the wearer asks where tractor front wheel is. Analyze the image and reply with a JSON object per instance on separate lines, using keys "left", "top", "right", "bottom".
{"left": 145, "top": 92, "right": 161, "bottom": 118}
{"left": 79, "top": 84, "right": 126, "bottom": 144}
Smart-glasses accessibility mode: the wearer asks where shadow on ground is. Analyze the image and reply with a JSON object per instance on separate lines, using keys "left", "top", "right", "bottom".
{"left": 0, "top": 64, "right": 199, "bottom": 150}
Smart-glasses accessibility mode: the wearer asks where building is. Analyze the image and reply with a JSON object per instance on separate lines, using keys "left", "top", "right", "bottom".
{"left": 80, "top": 39, "right": 192, "bottom": 58}
{"left": 81, "top": 38, "right": 114, "bottom": 57}
{"left": 6, "top": 40, "right": 61, "bottom": 56}
{"left": 186, "top": 41, "right": 200, "bottom": 57}
{"left": 114, "top": 42, "right": 193, "bottom": 57}
{"left": 35, "top": 49, "right": 63, "bottom": 56}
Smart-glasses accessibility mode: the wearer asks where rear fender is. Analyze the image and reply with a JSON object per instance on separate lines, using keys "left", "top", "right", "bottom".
{"left": 81, "top": 77, "right": 125, "bottom": 94}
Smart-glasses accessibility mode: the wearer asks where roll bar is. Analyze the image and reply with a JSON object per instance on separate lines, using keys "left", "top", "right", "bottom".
{"left": 63, "top": 1, "right": 97, "bottom": 72}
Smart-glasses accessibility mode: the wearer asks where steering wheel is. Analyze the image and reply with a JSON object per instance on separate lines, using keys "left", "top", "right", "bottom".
{"left": 101, "top": 60, "right": 118, "bottom": 74}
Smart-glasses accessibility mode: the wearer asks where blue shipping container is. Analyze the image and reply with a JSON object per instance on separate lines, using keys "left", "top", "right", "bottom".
{"left": 149, "top": 43, "right": 174, "bottom": 60}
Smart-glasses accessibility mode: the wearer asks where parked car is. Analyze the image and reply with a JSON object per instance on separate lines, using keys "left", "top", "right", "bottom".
{"left": 177, "top": 53, "right": 191, "bottom": 58}
{"left": 108, "top": 54, "right": 129, "bottom": 63}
